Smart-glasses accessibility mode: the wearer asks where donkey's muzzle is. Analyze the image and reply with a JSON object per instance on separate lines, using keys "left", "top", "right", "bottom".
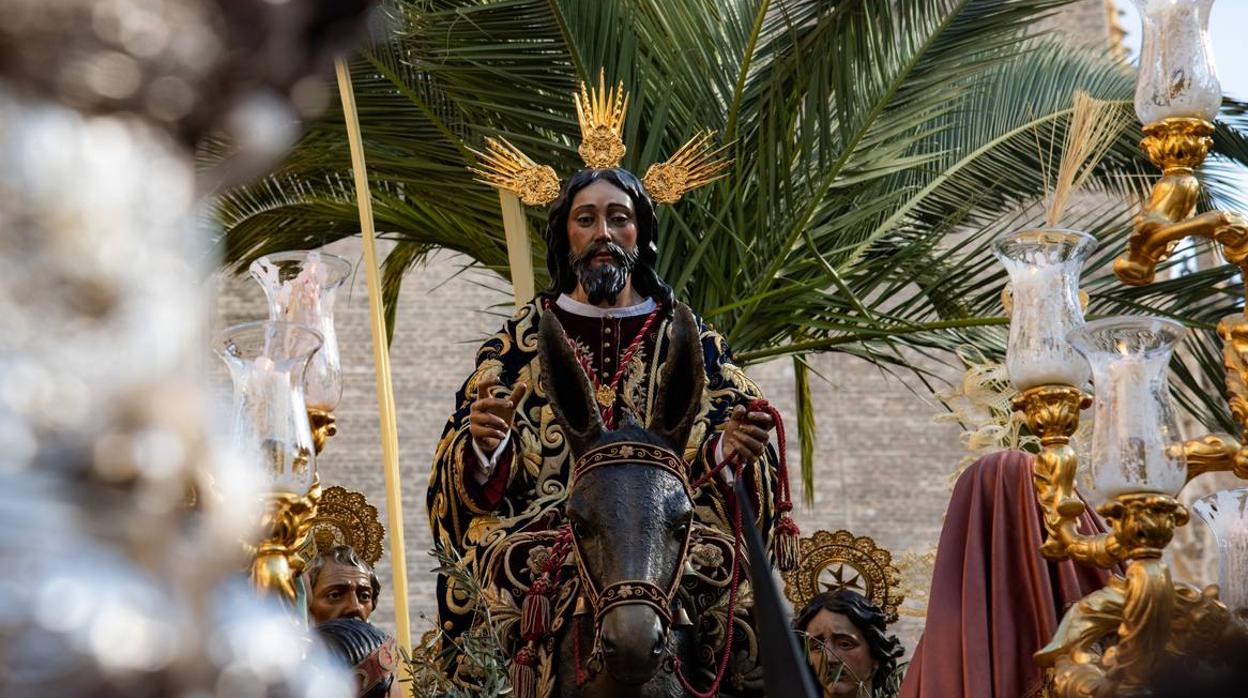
{"left": 600, "top": 605, "right": 665, "bottom": 685}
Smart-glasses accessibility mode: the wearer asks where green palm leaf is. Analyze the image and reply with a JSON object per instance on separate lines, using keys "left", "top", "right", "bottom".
{"left": 211, "top": 0, "right": 1248, "bottom": 500}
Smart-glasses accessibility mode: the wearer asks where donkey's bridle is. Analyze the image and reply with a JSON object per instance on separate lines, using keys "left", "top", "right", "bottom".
{"left": 569, "top": 441, "right": 694, "bottom": 628}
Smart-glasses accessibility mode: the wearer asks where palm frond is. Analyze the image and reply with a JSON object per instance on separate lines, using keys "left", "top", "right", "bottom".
{"left": 212, "top": 0, "right": 1248, "bottom": 434}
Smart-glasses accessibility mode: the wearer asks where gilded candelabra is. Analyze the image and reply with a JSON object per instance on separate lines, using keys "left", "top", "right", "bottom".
{"left": 1114, "top": 118, "right": 1248, "bottom": 288}
{"left": 996, "top": 147, "right": 1248, "bottom": 695}
{"left": 1018, "top": 376, "right": 1248, "bottom": 695}
{"left": 1001, "top": 3, "right": 1248, "bottom": 692}
{"left": 216, "top": 320, "right": 326, "bottom": 605}
{"left": 252, "top": 478, "right": 323, "bottom": 603}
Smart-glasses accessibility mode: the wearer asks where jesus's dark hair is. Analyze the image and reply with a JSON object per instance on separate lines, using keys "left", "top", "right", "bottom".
{"left": 543, "top": 168, "right": 674, "bottom": 314}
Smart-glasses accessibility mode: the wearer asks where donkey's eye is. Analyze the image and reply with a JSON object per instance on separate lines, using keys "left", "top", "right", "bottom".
{"left": 571, "top": 518, "right": 591, "bottom": 539}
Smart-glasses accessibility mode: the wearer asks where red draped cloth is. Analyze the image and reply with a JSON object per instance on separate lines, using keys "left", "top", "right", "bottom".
{"left": 899, "top": 451, "right": 1116, "bottom": 698}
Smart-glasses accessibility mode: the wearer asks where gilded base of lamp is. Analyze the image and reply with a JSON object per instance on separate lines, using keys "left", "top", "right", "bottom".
{"left": 308, "top": 408, "right": 337, "bottom": 455}
{"left": 1013, "top": 385, "right": 1122, "bottom": 566}
{"left": 1098, "top": 492, "right": 1187, "bottom": 560}
{"left": 1115, "top": 117, "right": 1248, "bottom": 287}
{"left": 1039, "top": 558, "right": 1248, "bottom": 697}
{"left": 251, "top": 479, "right": 321, "bottom": 604}
{"left": 1140, "top": 117, "right": 1214, "bottom": 172}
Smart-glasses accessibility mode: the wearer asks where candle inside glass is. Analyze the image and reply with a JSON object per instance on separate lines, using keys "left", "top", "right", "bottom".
{"left": 993, "top": 228, "right": 1096, "bottom": 390}
{"left": 216, "top": 321, "right": 322, "bottom": 494}
{"left": 1068, "top": 317, "right": 1187, "bottom": 502}
{"left": 250, "top": 251, "right": 352, "bottom": 412}
{"left": 1133, "top": 0, "right": 1221, "bottom": 124}
{"left": 1194, "top": 488, "right": 1248, "bottom": 611}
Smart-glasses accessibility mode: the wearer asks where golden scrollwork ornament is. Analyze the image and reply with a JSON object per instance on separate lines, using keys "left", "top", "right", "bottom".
{"left": 294, "top": 484, "right": 386, "bottom": 567}
{"left": 780, "top": 529, "right": 903, "bottom": 623}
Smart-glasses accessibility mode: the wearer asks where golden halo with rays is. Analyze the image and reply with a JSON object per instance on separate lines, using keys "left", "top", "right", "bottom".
{"left": 295, "top": 485, "right": 386, "bottom": 567}
{"left": 780, "top": 529, "right": 903, "bottom": 624}
{"left": 468, "top": 69, "right": 731, "bottom": 207}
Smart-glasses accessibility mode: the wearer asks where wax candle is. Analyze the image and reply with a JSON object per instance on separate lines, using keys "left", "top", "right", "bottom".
{"left": 1133, "top": 0, "right": 1221, "bottom": 124}
{"left": 994, "top": 229, "right": 1096, "bottom": 390}
{"left": 1069, "top": 317, "right": 1187, "bottom": 502}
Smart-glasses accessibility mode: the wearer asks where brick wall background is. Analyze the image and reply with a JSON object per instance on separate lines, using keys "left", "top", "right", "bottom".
{"left": 212, "top": 0, "right": 1221, "bottom": 657}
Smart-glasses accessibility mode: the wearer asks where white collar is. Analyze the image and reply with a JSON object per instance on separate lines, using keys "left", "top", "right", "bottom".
{"left": 555, "top": 293, "right": 656, "bottom": 318}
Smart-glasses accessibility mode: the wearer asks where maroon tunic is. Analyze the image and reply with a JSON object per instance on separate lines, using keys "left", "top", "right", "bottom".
{"left": 466, "top": 300, "right": 708, "bottom": 509}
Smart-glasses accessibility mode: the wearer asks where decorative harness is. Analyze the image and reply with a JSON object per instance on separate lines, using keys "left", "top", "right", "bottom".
{"left": 510, "top": 302, "right": 801, "bottom": 697}
{"left": 568, "top": 441, "right": 695, "bottom": 628}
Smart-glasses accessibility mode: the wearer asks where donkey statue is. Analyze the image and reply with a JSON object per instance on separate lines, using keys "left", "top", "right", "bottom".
{"left": 478, "top": 305, "right": 765, "bottom": 698}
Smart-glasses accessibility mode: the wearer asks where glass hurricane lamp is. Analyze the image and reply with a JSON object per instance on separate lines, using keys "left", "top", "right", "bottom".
{"left": 993, "top": 228, "right": 1096, "bottom": 390}
{"left": 250, "top": 251, "right": 352, "bottom": 412}
{"left": 1133, "top": 0, "right": 1221, "bottom": 125}
{"left": 1067, "top": 316, "right": 1187, "bottom": 502}
{"left": 215, "top": 320, "right": 322, "bottom": 494}
{"left": 1194, "top": 487, "right": 1248, "bottom": 611}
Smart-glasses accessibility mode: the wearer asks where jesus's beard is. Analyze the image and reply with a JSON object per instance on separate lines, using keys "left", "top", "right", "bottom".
{"left": 570, "top": 240, "right": 639, "bottom": 306}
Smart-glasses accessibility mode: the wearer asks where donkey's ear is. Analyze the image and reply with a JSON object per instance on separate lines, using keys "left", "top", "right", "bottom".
{"left": 538, "top": 310, "right": 605, "bottom": 455}
{"left": 648, "top": 304, "right": 706, "bottom": 451}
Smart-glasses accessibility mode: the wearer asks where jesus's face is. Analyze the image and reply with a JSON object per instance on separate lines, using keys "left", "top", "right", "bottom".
{"left": 566, "top": 179, "right": 640, "bottom": 305}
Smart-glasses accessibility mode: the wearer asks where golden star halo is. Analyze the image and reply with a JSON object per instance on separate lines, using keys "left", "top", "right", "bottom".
{"left": 780, "top": 529, "right": 903, "bottom": 624}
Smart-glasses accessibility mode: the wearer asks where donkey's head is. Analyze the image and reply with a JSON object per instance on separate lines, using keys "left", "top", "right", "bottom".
{"left": 539, "top": 305, "right": 705, "bottom": 686}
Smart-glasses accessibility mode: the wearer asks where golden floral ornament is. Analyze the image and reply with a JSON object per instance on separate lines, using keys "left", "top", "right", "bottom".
{"left": 295, "top": 485, "right": 386, "bottom": 567}
{"left": 690, "top": 541, "right": 724, "bottom": 570}
{"left": 642, "top": 131, "right": 732, "bottom": 204}
{"left": 780, "top": 529, "right": 903, "bottom": 623}
{"left": 595, "top": 384, "right": 616, "bottom": 408}
{"left": 575, "top": 71, "right": 629, "bottom": 168}
{"left": 468, "top": 137, "right": 561, "bottom": 206}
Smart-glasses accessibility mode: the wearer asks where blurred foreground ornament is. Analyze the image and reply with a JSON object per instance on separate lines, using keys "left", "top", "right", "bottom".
{"left": 0, "top": 0, "right": 374, "bottom": 694}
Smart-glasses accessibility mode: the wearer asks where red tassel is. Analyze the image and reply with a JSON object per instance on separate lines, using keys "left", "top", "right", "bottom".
{"left": 511, "top": 645, "right": 538, "bottom": 698}
{"left": 775, "top": 506, "right": 801, "bottom": 571}
{"left": 747, "top": 398, "right": 802, "bottom": 571}
{"left": 521, "top": 578, "right": 551, "bottom": 639}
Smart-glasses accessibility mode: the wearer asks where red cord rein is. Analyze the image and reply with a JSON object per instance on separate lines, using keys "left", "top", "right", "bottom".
{"left": 674, "top": 398, "right": 791, "bottom": 698}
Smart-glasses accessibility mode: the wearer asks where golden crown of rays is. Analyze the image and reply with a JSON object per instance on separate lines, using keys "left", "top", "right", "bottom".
{"left": 469, "top": 70, "right": 731, "bottom": 206}
{"left": 780, "top": 529, "right": 903, "bottom": 624}
{"left": 293, "top": 485, "right": 386, "bottom": 567}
